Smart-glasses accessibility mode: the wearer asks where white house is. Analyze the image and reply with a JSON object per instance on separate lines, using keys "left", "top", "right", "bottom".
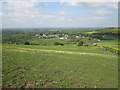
{"left": 59, "top": 37, "right": 67, "bottom": 39}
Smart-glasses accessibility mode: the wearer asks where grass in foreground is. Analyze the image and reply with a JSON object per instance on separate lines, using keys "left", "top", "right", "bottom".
{"left": 2, "top": 44, "right": 118, "bottom": 88}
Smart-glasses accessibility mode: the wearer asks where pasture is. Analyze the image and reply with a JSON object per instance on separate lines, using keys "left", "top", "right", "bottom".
{"left": 28, "top": 38, "right": 70, "bottom": 45}
{"left": 2, "top": 44, "right": 118, "bottom": 88}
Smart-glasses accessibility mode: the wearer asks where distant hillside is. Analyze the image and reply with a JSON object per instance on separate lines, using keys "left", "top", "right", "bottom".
{"left": 86, "top": 28, "right": 119, "bottom": 34}
{"left": 86, "top": 28, "right": 119, "bottom": 40}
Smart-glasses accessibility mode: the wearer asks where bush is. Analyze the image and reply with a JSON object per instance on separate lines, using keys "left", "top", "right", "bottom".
{"left": 102, "top": 46, "right": 120, "bottom": 55}
{"left": 60, "top": 43, "right": 64, "bottom": 46}
{"left": 77, "top": 41, "right": 84, "bottom": 46}
{"left": 24, "top": 41, "right": 30, "bottom": 45}
{"left": 54, "top": 42, "right": 59, "bottom": 45}
{"left": 54, "top": 42, "right": 64, "bottom": 46}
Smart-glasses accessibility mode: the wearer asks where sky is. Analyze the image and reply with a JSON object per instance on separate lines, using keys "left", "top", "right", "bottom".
{"left": 1, "top": 0, "right": 119, "bottom": 28}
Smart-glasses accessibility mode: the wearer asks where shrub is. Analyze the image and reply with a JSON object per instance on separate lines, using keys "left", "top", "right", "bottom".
{"left": 54, "top": 42, "right": 64, "bottom": 46}
{"left": 54, "top": 42, "right": 59, "bottom": 45}
{"left": 24, "top": 41, "right": 30, "bottom": 45}
{"left": 77, "top": 41, "right": 84, "bottom": 46}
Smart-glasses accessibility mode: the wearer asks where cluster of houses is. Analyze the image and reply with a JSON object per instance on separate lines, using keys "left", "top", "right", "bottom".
{"left": 35, "top": 34, "right": 88, "bottom": 40}
{"left": 35, "top": 34, "right": 69, "bottom": 39}
{"left": 35, "top": 34, "right": 100, "bottom": 41}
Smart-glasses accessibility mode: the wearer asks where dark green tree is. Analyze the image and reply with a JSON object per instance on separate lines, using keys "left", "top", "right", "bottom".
{"left": 24, "top": 41, "right": 30, "bottom": 45}
{"left": 54, "top": 42, "right": 64, "bottom": 46}
{"left": 77, "top": 41, "right": 84, "bottom": 46}
{"left": 54, "top": 42, "right": 59, "bottom": 45}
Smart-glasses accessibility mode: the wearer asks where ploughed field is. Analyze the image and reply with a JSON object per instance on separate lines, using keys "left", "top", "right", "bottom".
{"left": 2, "top": 44, "right": 118, "bottom": 88}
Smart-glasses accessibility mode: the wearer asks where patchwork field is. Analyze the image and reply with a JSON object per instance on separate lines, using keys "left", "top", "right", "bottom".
{"left": 2, "top": 44, "right": 118, "bottom": 88}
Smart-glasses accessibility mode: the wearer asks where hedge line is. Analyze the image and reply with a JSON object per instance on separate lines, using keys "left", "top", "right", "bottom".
{"left": 103, "top": 46, "right": 120, "bottom": 55}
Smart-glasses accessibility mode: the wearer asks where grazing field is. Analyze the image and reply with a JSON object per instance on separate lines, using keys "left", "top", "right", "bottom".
{"left": 28, "top": 38, "right": 70, "bottom": 45}
{"left": 2, "top": 44, "right": 118, "bottom": 88}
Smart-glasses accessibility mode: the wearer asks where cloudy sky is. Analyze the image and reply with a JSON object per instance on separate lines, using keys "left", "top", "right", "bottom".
{"left": 1, "top": 0, "right": 118, "bottom": 28}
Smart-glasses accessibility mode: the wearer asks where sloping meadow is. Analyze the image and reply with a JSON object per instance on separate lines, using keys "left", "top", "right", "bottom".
{"left": 2, "top": 44, "right": 118, "bottom": 88}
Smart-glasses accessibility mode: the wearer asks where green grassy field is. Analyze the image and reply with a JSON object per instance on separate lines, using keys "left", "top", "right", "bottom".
{"left": 96, "top": 28, "right": 119, "bottom": 34}
{"left": 2, "top": 43, "right": 118, "bottom": 88}
{"left": 28, "top": 38, "right": 70, "bottom": 45}
{"left": 87, "top": 28, "right": 119, "bottom": 34}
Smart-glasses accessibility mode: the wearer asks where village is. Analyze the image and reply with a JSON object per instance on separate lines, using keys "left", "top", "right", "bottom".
{"left": 35, "top": 33, "right": 100, "bottom": 41}
{"left": 35, "top": 34, "right": 69, "bottom": 39}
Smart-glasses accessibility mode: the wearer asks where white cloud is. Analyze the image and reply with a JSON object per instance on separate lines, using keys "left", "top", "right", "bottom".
{"left": 1, "top": 2, "right": 118, "bottom": 28}
{"left": 43, "top": 15, "right": 56, "bottom": 19}
{"left": 60, "top": 0, "right": 119, "bottom": 3}
{"left": 94, "top": 8, "right": 113, "bottom": 16}
{"left": 3, "top": 0, "right": 119, "bottom": 2}
{"left": 2, "top": 2, "right": 62, "bottom": 28}
{"left": 56, "top": 17, "right": 65, "bottom": 21}
{"left": 61, "top": 2, "right": 118, "bottom": 9}
{"left": 3, "top": 2, "right": 41, "bottom": 19}
{"left": 91, "top": 16, "right": 106, "bottom": 20}
{"left": 65, "top": 15, "right": 117, "bottom": 27}
{"left": 59, "top": 11, "right": 67, "bottom": 15}
{"left": 44, "top": 3, "right": 50, "bottom": 7}
{"left": 0, "top": 12, "right": 2, "bottom": 16}
{"left": 3, "top": 2, "right": 40, "bottom": 13}
{"left": 66, "top": 2, "right": 78, "bottom": 6}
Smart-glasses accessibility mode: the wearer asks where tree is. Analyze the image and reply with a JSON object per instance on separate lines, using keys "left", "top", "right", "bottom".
{"left": 24, "top": 41, "right": 30, "bottom": 45}
{"left": 54, "top": 42, "right": 64, "bottom": 46}
{"left": 54, "top": 42, "right": 59, "bottom": 45}
{"left": 77, "top": 41, "right": 84, "bottom": 46}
